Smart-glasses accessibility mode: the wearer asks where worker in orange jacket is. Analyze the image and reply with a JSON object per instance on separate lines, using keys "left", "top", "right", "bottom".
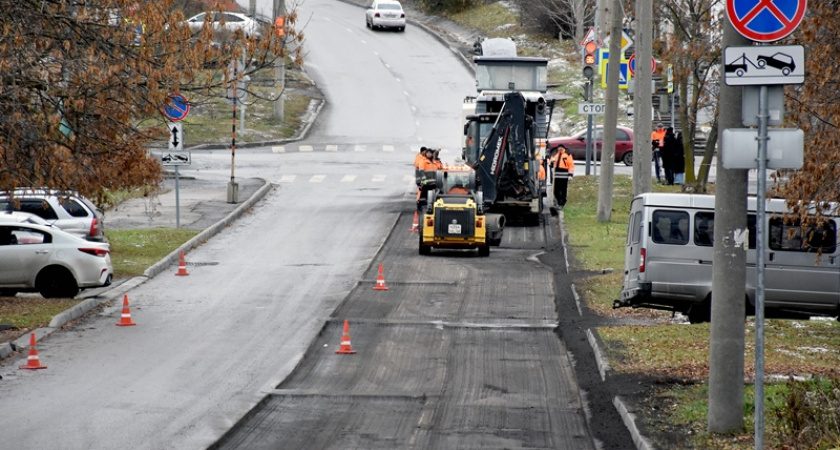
{"left": 416, "top": 147, "right": 443, "bottom": 203}
{"left": 550, "top": 145, "right": 574, "bottom": 208}
{"left": 651, "top": 123, "right": 666, "bottom": 183}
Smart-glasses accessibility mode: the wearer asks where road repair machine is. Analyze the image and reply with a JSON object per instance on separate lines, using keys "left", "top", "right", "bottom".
{"left": 418, "top": 164, "right": 504, "bottom": 256}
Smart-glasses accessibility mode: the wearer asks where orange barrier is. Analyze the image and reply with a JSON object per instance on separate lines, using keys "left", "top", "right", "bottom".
{"left": 373, "top": 263, "right": 389, "bottom": 291}
{"left": 334, "top": 319, "right": 357, "bottom": 354}
{"left": 115, "top": 294, "right": 137, "bottom": 327}
{"left": 19, "top": 333, "right": 47, "bottom": 370}
{"left": 175, "top": 250, "right": 189, "bottom": 276}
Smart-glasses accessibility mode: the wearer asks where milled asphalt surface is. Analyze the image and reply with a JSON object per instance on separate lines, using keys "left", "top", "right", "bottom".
{"left": 0, "top": 6, "right": 652, "bottom": 448}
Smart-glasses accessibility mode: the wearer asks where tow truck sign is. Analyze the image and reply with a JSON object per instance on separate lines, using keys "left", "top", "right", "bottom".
{"left": 724, "top": 45, "right": 804, "bottom": 86}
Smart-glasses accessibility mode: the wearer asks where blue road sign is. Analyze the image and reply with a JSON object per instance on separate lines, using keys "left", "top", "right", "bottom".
{"left": 162, "top": 93, "right": 190, "bottom": 122}
{"left": 726, "top": 0, "right": 806, "bottom": 43}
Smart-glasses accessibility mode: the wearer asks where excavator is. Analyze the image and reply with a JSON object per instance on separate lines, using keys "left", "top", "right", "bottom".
{"left": 463, "top": 90, "right": 554, "bottom": 226}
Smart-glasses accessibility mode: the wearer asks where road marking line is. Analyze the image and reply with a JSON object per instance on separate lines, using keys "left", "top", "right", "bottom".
{"left": 310, "top": 175, "right": 326, "bottom": 182}
{"left": 325, "top": 145, "right": 338, "bottom": 152}
{"left": 382, "top": 145, "right": 394, "bottom": 152}
{"left": 299, "top": 145, "right": 313, "bottom": 152}
{"left": 354, "top": 145, "right": 366, "bottom": 152}
{"left": 372, "top": 175, "right": 386, "bottom": 182}
{"left": 278, "top": 175, "right": 296, "bottom": 183}
{"left": 341, "top": 175, "right": 357, "bottom": 182}
{"left": 271, "top": 146, "right": 285, "bottom": 153}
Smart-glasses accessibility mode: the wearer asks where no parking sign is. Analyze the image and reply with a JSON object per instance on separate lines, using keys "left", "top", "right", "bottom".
{"left": 726, "top": 0, "right": 806, "bottom": 42}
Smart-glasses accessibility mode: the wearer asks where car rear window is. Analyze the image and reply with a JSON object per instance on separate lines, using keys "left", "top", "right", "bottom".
{"left": 379, "top": 4, "right": 402, "bottom": 10}
{"left": 60, "top": 198, "right": 90, "bottom": 218}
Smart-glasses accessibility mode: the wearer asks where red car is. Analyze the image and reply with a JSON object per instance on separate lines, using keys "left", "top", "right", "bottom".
{"left": 548, "top": 126, "right": 635, "bottom": 166}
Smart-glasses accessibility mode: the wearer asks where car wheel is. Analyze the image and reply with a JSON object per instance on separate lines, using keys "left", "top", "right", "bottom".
{"left": 0, "top": 289, "right": 18, "bottom": 297}
{"left": 478, "top": 245, "right": 490, "bottom": 257}
{"left": 686, "top": 297, "right": 711, "bottom": 324}
{"left": 399, "top": 27, "right": 405, "bottom": 32}
{"left": 36, "top": 266, "right": 79, "bottom": 299}
{"left": 622, "top": 151, "right": 633, "bottom": 166}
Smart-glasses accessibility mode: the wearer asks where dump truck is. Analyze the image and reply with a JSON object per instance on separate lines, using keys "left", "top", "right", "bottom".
{"left": 418, "top": 164, "right": 504, "bottom": 256}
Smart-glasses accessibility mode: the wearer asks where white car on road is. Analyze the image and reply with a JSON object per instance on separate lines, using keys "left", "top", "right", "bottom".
{"left": 0, "top": 220, "right": 113, "bottom": 298}
{"left": 366, "top": 0, "right": 406, "bottom": 32}
{"left": 185, "top": 12, "right": 262, "bottom": 38}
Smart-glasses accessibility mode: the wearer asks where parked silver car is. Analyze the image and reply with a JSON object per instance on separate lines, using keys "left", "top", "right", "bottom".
{"left": 0, "top": 220, "right": 113, "bottom": 298}
{"left": 0, "top": 189, "right": 107, "bottom": 242}
{"left": 366, "top": 0, "right": 406, "bottom": 32}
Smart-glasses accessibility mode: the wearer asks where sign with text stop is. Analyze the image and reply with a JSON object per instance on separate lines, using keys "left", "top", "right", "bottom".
{"left": 578, "top": 103, "right": 606, "bottom": 115}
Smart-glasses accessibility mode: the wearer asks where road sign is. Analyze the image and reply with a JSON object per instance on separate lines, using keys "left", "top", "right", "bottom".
{"left": 580, "top": 27, "right": 604, "bottom": 48}
{"left": 726, "top": 0, "right": 806, "bottom": 42}
{"left": 627, "top": 54, "right": 655, "bottom": 75}
{"left": 599, "top": 49, "right": 631, "bottom": 89}
{"left": 158, "top": 151, "right": 192, "bottom": 166}
{"left": 724, "top": 45, "right": 804, "bottom": 85}
{"left": 722, "top": 128, "right": 803, "bottom": 169}
{"left": 168, "top": 122, "right": 183, "bottom": 151}
{"left": 578, "top": 103, "right": 606, "bottom": 115}
{"left": 162, "top": 93, "right": 190, "bottom": 122}
{"left": 602, "top": 30, "right": 633, "bottom": 54}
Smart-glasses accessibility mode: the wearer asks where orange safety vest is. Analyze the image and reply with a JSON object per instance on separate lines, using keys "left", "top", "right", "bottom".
{"left": 419, "top": 157, "right": 442, "bottom": 171}
{"left": 552, "top": 150, "right": 574, "bottom": 176}
{"left": 652, "top": 128, "right": 666, "bottom": 148}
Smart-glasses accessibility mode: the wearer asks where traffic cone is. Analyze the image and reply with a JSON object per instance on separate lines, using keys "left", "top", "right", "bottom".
{"left": 373, "top": 263, "right": 389, "bottom": 291}
{"left": 175, "top": 250, "right": 189, "bottom": 276}
{"left": 409, "top": 211, "right": 419, "bottom": 232}
{"left": 335, "top": 319, "right": 357, "bottom": 354}
{"left": 115, "top": 294, "right": 137, "bottom": 326}
{"left": 19, "top": 333, "right": 47, "bottom": 370}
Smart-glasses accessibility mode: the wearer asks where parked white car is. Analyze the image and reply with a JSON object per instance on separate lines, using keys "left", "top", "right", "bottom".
{"left": 0, "top": 189, "right": 107, "bottom": 242}
{"left": 0, "top": 221, "right": 113, "bottom": 298}
{"left": 366, "top": 0, "right": 406, "bottom": 32}
{"left": 185, "top": 12, "right": 261, "bottom": 38}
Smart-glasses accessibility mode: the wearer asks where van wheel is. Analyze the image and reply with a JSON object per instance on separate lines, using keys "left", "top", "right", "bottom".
{"left": 686, "top": 299, "right": 711, "bottom": 324}
{"left": 0, "top": 289, "right": 17, "bottom": 297}
{"left": 478, "top": 245, "right": 490, "bottom": 257}
{"left": 37, "top": 267, "right": 79, "bottom": 299}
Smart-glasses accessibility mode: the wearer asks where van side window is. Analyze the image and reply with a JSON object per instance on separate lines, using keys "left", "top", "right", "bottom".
{"left": 769, "top": 218, "right": 837, "bottom": 253}
{"left": 652, "top": 210, "right": 689, "bottom": 245}
{"left": 694, "top": 212, "right": 714, "bottom": 246}
{"left": 631, "top": 211, "right": 642, "bottom": 245}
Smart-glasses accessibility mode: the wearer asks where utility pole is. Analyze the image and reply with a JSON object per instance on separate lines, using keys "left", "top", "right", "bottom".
{"left": 708, "top": 16, "right": 751, "bottom": 434}
{"left": 273, "top": 0, "right": 285, "bottom": 121}
{"left": 632, "top": 0, "right": 652, "bottom": 197}
{"left": 597, "top": 0, "right": 622, "bottom": 222}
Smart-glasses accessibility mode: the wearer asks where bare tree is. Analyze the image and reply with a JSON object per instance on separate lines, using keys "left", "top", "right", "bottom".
{"left": 0, "top": 0, "right": 302, "bottom": 204}
{"left": 518, "top": 0, "right": 594, "bottom": 43}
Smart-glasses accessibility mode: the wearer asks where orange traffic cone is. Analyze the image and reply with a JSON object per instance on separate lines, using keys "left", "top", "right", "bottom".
{"left": 373, "top": 263, "right": 389, "bottom": 290}
{"left": 175, "top": 250, "right": 189, "bottom": 276}
{"left": 335, "top": 319, "right": 357, "bottom": 354}
{"left": 116, "top": 294, "right": 137, "bottom": 326}
{"left": 409, "top": 211, "right": 419, "bottom": 232}
{"left": 19, "top": 333, "right": 47, "bottom": 370}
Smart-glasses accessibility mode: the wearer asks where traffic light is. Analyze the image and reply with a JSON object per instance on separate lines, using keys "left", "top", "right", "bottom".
{"left": 582, "top": 41, "right": 597, "bottom": 80}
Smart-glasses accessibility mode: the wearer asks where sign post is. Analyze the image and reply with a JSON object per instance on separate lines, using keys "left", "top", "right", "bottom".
{"left": 726, "top": 1, "right": 806, "bottom": 446}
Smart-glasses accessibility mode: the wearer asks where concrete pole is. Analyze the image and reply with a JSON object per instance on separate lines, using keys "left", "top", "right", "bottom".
{"left": 632, "top": 0, "right": 652, "bottom": 197}
{"left": 273, "top": 0, "right": 285, "bottom": 121}
{"left": 596, "top": 0, "right": 622, "bottom": 223}
{"left": 708, "top": 16, "right": 751, "bottom": 434}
